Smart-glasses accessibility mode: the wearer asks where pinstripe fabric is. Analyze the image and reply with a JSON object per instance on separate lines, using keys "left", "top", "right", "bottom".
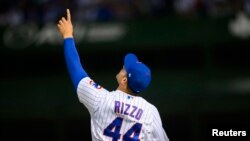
{"left": 77, "top": 77, "right": 169, "bottom": 141}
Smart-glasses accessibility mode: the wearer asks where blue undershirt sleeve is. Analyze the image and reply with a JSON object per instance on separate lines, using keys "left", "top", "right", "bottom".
{"left": 64, "top": 38, "right": 88, "bottom": 91}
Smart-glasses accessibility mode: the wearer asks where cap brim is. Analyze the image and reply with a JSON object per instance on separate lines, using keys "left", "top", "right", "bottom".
{"left": 124, "top": 53, "right": 138, "bottom": 70}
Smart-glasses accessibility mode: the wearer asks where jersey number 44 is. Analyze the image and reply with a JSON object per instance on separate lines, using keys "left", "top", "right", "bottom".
{"left": 103, "top": 117, "right": 142, "bottom": 141}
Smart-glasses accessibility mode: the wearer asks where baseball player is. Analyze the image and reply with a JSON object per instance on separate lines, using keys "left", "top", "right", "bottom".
{"left": 57, "top": 9, "right": 169, "bottom": 141}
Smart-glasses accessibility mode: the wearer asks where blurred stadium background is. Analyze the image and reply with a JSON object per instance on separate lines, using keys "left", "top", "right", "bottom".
{"left": 1, "top": 0, "right": 250, "bottom": 140}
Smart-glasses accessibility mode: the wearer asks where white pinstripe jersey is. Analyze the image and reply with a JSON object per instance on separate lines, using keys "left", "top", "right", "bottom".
{"left": 77, "top": 77, "right": 169, "bottom": 141}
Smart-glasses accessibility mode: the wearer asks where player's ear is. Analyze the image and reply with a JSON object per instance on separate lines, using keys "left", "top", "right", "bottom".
{"left": 122, "top": 77, "right": 127, "bottom": 85}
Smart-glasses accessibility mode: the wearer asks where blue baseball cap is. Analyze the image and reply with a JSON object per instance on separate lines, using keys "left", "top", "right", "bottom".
{"left": 124, "top": 53, "right": 151, "bottom": 94}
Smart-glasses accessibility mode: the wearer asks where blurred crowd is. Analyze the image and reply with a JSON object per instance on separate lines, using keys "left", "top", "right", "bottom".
{"left": 0, "top": 0, "right": 250, "bottom": 26}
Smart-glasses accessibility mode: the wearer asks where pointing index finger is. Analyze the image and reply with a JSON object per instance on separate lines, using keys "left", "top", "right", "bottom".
{"left": 67, "top": 9, "right": 71, "bottom": 21}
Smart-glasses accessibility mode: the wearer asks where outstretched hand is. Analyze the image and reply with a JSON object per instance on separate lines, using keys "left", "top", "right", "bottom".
{"left": 57, "top": 9, "right": 73, "bottom": 38}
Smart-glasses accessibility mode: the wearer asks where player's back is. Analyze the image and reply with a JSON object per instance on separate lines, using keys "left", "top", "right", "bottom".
{"left": 92, "top": 90, "right": 158, "bottom": 141}
{"left": 77, "top": 77, "right": 168, "bottom": 141}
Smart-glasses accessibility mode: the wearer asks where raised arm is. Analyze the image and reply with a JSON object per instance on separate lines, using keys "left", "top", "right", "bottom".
{"left": 57, "top": 9, "right": 88, "bottom": 91}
